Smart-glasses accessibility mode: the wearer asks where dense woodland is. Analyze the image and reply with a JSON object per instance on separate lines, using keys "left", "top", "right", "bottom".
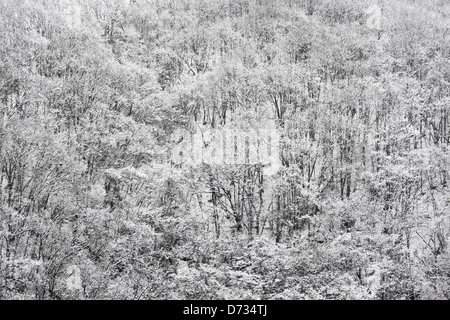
{"left": 1, "top": 0, "right": 450, "bottom": 300}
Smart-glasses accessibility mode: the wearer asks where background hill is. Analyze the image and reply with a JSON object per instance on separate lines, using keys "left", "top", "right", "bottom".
{"left": 1, "top": 0, "right": 450, "bottom": 299}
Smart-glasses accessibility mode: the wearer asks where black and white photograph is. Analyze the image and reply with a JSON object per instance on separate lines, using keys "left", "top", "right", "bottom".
{"left": 0, "top": 0, "right": 450, "bottom": 302}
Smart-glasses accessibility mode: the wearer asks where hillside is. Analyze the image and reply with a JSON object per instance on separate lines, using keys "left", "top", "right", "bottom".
{"left": 1, "top": 0, "right": 450, "bottom": 300}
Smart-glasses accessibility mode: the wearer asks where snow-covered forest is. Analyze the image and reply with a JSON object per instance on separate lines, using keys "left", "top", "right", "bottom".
{"left": 1, "top": 0, "right": 450, "bottom": 300}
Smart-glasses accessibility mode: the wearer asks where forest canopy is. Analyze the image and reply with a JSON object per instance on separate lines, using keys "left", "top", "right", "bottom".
{"left": 1, "top": 0, "right": 450, "bottom": 300}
